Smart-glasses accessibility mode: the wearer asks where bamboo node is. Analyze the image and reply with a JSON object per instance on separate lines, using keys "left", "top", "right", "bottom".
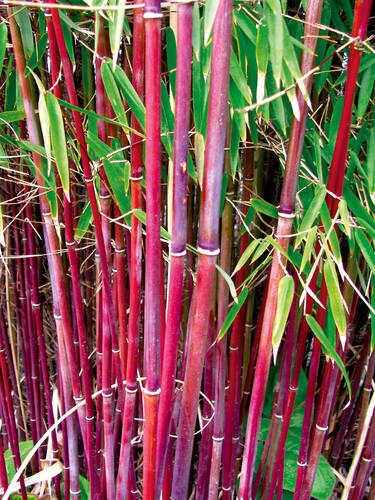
{"left": 274, "top": 413, "right": 283, "bottom": 420}
{"left": 84, "top": 175, "right": 94, "bottom": 183}
{"left": 126, "top": 386, "right": 137, "bottom": 394}
{"left": 66, "top": 240, "right": 75, "bottom": 247}
{"left": 31, "top": 302, "right": 40, "bottom": 308}
{"left": 229, "top": 346, "right": 239, "bottom": 351}
{"left": 102, "top": 391, "right": 113, "bottom": 398}
{"left": 315, "top": 423, "right": 328, "bottom": 431}
{"left": 143, "top": 12, "right": 163, "bottom": 18}
{"left": 73, "top": 395, "right": 84, "bottom": 402}
{"left": 222, "top": 486, "right": 232, "bottom": 491}
{"left": 170, "top": 249, "right": 186, "bottom": 257}
{"left": 115, "top": 247, "right": 126, "bottom": 254}
{"left": 289, "top": 385, "right": 297, "bottom": 391}
{"left": 197, "top": 246, "right": 220, "bottom": 256}
{"left": 362, "top": 456, "right": 372, "bottom": 462}
{"left": 212, "top": 436, "right": 224, "bottom": 442}
{"left": 129, "top": 175, "right": 143, "bottom": 181}
{"left": 297, "top": 461, "right": 307, "bottom": 467}
{"left": 53, "top": 314, "right": 62, "bottom": 320}
{"left": 112, "top": 348, "right": 120, "bottom": 354}
{"left": 278, "top": 211, "right": 296, "bottom": 219}
{"left": 85, "top": 415, "right": 94, "bottom": 421}
{"left": 70, "top": 489, "right": 81, "bottom": 495}
{"left": 143, "top": 387, "right": 161, "bottom": 396}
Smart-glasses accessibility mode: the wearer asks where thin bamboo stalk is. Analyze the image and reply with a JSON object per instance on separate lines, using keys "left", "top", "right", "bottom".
{"left": 142, "top": 0, "right": 162, "bottom": 496}
{"left": 238, "top": 2, "right": 324, "bottom": 497}
{"left": 115, "top": 1, "right": 144, "bottom": 497}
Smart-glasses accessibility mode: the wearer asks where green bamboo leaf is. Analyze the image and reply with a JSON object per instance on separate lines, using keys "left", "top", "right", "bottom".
{"left": 251, "top": 239, "right": 270, "bottom": 264}
{"left": 38, "top": 92, "right": 52, "bottom": 175}
{"left": 110, "top": 0, "right": 126, "bottom": 68}
{"left": 355, "top": 227, "right": 375, "bottom": 276}
{"left": 232, "top": 239, "right": 260, "bottom": 276}
{"left": 216, "top": 264, "right": 238, "bottom": 302}
{"left": 0, "top": 110, "right": 26, "bottom": 125}
{"left": 195, "top": 132, "right": 205, "bottom": 186}
{"left": 0, "top": 203, "right": 5, "bottom": 248}
{"left": 74, "top": 200, "right": 93, "bottom": 241}
{"left": 265, "top": 0, "right": 283, "bottom": 87}
{"left": 192, "top": 2, "right": 201, "bottom": 57}
{"left": 256, "top": 22, "right": 269, "bottom": 79}
{"left": 316, "top": 45, "right": 335, "bottom": 96}
{"left": 46, "top": 93, "right": 69, "bottom": 199}
{"left": 344, "top": 182, "right": 375, "bottom": 233}
{"left": 367, "top": 128, "right": 375, "bottom": 198}
{"left": 281, "top": 60, "right": 300, "bottom": 121}
{"left": 295, "top": 185, "right": 326, "bottom": 248}
{"left": 0, "top": 23, "right": 7, "bottom": 77}
{"left": 101, "top": 62, "right": 129, "bottom": 131}
{"left": 323, "top": 258, "right": 346, "bottom": 339}
{"left": 15, "top": 8, "right": 34, "bottom": 56}
{"left": 300, "top": 226, "right": 317, "bottom": 273}
{"left": 233, "top": 9, "right": 257, "bottom": 45}
{"left": 25, "top": 33, "right": 48, "bottom": 76}
{"left": 60, "top": 11, "right": 75, "bottom": 64}
{"left": 338, "top": 199, "right": 351, "bottom": 237}
{"left": 57, "top": 98, "right": 141, "bottom": 137}
{"left": 311, "top": 129, "right": 323, "bottom": 182}
{"left": 103, "top": 157, "right": 131, "bottom": 216}
{"left": 111, "top": 64, "right": 145, "bottom": 131}
{"left": 272, "top": 274, "right": 294, "bottom": 362}
{"left": 218, "top": 287, "right": 249, "bottom": 340}
{"left": 204, "top": 0, "right": 220, "bottom": 46}
{"left": 357, "top": 67, "right": 375, "bottom": 119}
{"left": 320, "top": 202, "right": 341, "bottom": 264}
{"left": 230, "top": 49, "right": 252, "bottom": 105}
{"left": 251, "top": 198, "right": 278, "bottom": 218}
{"left": 306, "top": 314, "right": 351, "bottom": 401}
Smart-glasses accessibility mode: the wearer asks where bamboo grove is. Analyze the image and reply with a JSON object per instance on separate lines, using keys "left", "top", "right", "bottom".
{"left": 0, "top": 0, "right": 374, "bottom": 498}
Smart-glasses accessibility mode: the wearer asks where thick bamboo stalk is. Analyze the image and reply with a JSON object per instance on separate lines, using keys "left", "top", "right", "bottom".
{"left": 171, "top": 0, "right": 233, "bottom": 496}
{"left": 155, "top": 2, "right": 192, "bottom": 493}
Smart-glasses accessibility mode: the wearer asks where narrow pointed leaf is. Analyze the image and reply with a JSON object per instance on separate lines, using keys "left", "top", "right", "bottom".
{"left": 300, "top": 226, "right": 317, "bottom": 273}
{"left": 218, "top": 287, "right": 249, "bottom": 340}
{"left": 46, "top": 93, "right": 69, "bottom": 199}
{"left": 38, "top": 92, "right": 52, "bottom": 175}
{"left": 295, "top": 185, "right": 326, "bottom": 248}
{"left": 112, "top": 64, "right": 146, "bottom": 130}
{"left": 323, "top": 258, "right": 346, "bottom": 337}
{"left": 232, "top": 239, "right": 260, "bottom": 276}
{"left": 306, "top": 314, "right": 351, "bottom": 401}
{"left": 204, "top": 0, "right": 220, "bottom": 46}
{"left": 355, "top": 227, "right": 375, "bottom": 276}
{"left": 101, "top": 61, "right": 129, "bottom": 130}
{"left": 74, "top": 200, "right": 93, "bottom": 241}
{"left": 216, "top": 264, "right": 238, "bottom": 302}
{"left": 0, "top": 23, "right": 7, "bottom": 77}
{"left": 272, "top": 274, "right": 294, "bottom": 362}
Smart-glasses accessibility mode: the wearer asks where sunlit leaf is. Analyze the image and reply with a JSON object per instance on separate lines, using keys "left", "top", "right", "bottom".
{"left": 218, "top": 287, "right": 249, "bottom": 340}
{"left": 272, "top": 274, "right": 294, "bottom": 362}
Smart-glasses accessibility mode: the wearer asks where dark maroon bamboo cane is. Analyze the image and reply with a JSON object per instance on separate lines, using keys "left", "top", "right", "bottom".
{"left": 115, "top": 1, "right": 144, "bottom": 496}
{"left": 171, "top": 0, "right": 233, "bottom": 496}
{"left": 155, "top": 2, "right": 192, "bottom": 494}
{"left": 238, "top": 2, "right": 323, "bottom": 497}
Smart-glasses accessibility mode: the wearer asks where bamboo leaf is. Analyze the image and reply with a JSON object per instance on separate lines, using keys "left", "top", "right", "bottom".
{"left": 230, "top": 49, "right": 252, "bottom": 105}
{"left": 38, "top": 92, "right": 52, "bottom": 175}
{"left": 218, "top": 287, "right": 249, "bottom": 340}
{"left": 251, "top": 239, "right": 270, "bottom": 264}
{"left": 306, "top": 314, "right": 351, "bottom": 401}
{"left": 204, "top": 0, "right": 220, "bottom": 46}
{"left": 265, "top": 0, "right": 283, "bottom": 87}
{"left": 251, "top": 198, "right": 278, "bottom": 218}
{"left": 300, "top": 226, "right": 317, "bottom": 273}
{"left": 101, "top": 61, "right": 129, "bottom": 131}
{"left": 192, "top": 2, "right": 201, "bottom": 57}
{"left": 74, "top": 200, "right": 93, "bottom": 241}
{"left": 15, "top": 8, "right": 34, "bottom": 56}
{"left": 357, "top": 67, "right": 375, "bottom": 119}
{"left": 232, "top": 239, "right": 260, "bottom": 276}
{"left": 111, "top": 63, "right": 146, "bottom": 130}
{"left": 46, "top": 93, "right": 70, "bottom": 200}
{"left": 338, "top": 199, "right": 351, "bottom": 237}
{"left": 295, "top": 185, "right": 326, "bottom": 248}
{"left": 272, "top": 274, "right": 294, "bottom": 362}
{"left": 0, "top": 110, "right": 26, "bottom": 124}
{"left": 371, "top": 276, "right": 375, "bottom": 350}
{"left": 0, "top": 23, "right": 7, "bottom": 77}
{"left": 103, "top": 157, "right": 131, "bottom": 216}
{"left": 323, "top": 258, "right": 346, "bottom": 340}
{"left": 60, "top": 11, "right": 75, "bottom": 64}
{"left": 110, "top": 0, "right": 126, "bottom": 68}
{"left": 367, "top": 128, "right": 375, "bottom": 198}
{"left": 133, "top": 209, "right": 171, "bottom": 241}
{"left": 355, "top": 227, "right": 375, "bottom": 276}
{"left": 216, "top": 264, "right": 238, "bottom": 302}
{"left": 24, "top": 33, "right": 48, "bottom": 76}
